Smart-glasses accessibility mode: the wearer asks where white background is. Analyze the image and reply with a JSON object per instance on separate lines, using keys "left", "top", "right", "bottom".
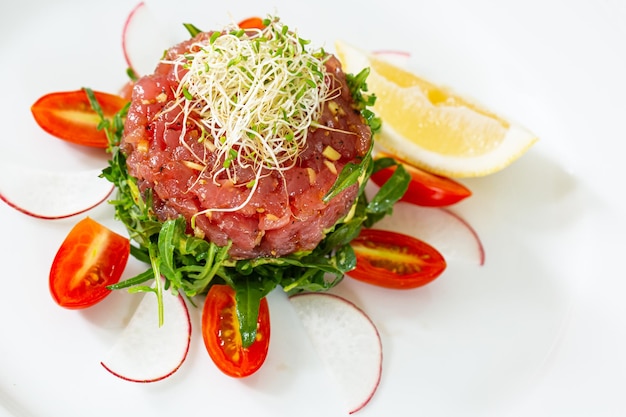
{"left": 1, "top": 0, "right": 625, "bottom": 416}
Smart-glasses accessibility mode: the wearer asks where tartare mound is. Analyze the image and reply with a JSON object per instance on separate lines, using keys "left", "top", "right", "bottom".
{"left": 121, "top": 23, "right": 371, "bottom": 259}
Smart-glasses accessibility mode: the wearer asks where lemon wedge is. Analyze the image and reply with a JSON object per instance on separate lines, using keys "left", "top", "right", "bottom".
{"left": 335, "top": 41, "right": 538, "bottom": 178}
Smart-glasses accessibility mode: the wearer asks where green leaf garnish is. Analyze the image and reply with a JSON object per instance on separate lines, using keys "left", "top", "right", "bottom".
{"left": 183, "top": 23, "right": 203, "bottom": 37}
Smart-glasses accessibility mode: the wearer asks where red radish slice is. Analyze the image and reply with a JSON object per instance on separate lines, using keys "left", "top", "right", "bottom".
{"left": 290, "top": 293, "right": 382, "bottom": 414}
{"left": 101, "top": 281, "right": 191, "bottom": 382}
{"left": 122, "top": 2, "right": 175, "bottom": 77}
{"left": 0, "top": 165, "right": 113, "bottom": 219}
{"left": 372, "top": 50, "right": 411, "bottom": 67}
{"left": 375, "top": 201, "right": 485, "bottom": 265}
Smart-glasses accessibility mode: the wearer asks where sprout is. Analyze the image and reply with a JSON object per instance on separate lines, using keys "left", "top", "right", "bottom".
{"left": 161, "top": 16, "right": 337, "bottom": 216}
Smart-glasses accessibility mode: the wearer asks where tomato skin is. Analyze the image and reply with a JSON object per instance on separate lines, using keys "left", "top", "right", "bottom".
{"left": 349, "top": 229, "right": 446, "bottom": 289}
{"left": 237, "top": 16, "right": 265, "bottom": 29}
{"left": 49, "top": 217, "right": 130, "bottom": 309}
{"left": 202, "top": 285, "right": 270, "bottom": 378}
{"left": 119, "top": 81, "right": 135, "bottom": 101}
{"left": 31, "top": 89, "right": 128, "bottom": 148}
{"left": 370, "top": 158, "right": 471, "bottom": 207}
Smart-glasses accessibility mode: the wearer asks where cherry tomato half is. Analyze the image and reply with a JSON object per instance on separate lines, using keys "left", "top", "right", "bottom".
{"left": 370, "top": 156, "right": 471, "bottom": 207}
{"left": 202, "top": 285, "right": 270, "bottom": 378}
{"left": 349, "top": 229, "right": 446, "bottom": 289}
{"left": 31, "top": 89, "right": 128, "bottom": 148}
{"left": 49, "top": 217, "right": 130, "bottom": 309}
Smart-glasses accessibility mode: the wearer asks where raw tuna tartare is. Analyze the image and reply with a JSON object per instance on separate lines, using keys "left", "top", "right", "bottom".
{"left": 122, "top": 19, "right": 371, "bottom": 259}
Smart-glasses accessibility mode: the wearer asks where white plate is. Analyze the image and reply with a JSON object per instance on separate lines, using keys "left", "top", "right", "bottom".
{"left": 1, "top": 0, "right": 625, "bottom": 416}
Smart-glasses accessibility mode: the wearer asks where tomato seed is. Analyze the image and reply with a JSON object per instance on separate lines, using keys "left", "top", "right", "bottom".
{"left": 84, "top": 266, "right": 105, "bottom": 286}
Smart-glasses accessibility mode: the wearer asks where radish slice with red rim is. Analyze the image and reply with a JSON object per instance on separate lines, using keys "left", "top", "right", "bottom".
{"left": 372, "top": 50, "right": 411, "bottom": 67}
{"left": 122, "top": 2, "right": 177, "bottom": 78}
{"left": 290, "top": 292, "right": 383, "bottom": 414}
{"left": 0, "top": 165, "right": 113, "bottom": 219}
{"left": 101, "top": 281, "right": 191, "bottom": 383}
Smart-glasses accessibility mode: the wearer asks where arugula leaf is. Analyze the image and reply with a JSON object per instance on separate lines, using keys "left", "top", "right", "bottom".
{"left": 345, "top": 68, "right": 381, "bottom": 134}
{"left": 183, "top": 23, "right": 203, "bottom": 37}
{"left": 323, "top": 161, "right": 362, "bottom": 203}
{"left": 323, "top": 140, "right": 373, "bottom": 204}
{"left": 157, "top": 218, "right": 181, "bottom": 286}
{"left": 372, "top": 156, "right": 397, "bottom": 172}
{"left": 232, "top": 275, "right": 277, "bottom": 346}
{"left": 107, "top": 268, "right": 154, "bottom": 290}
{"left": 147, "top": 240, "right": 164, "bottom": 325}
{"left": 368, "top": 167, "right": 409, "bottom": 213}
